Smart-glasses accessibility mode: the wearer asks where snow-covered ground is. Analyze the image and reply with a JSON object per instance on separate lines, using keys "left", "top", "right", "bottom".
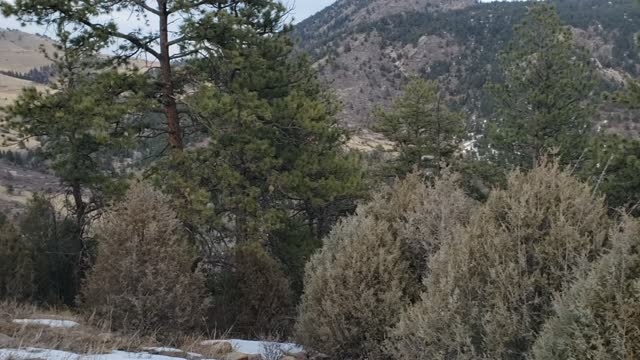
{"left": 0, "top": 340, "right": 304, "bottom": 360}
{"left": 203, "top": 339, "right": 303, "bottom": 355}
{"left": 12, "top": 319, "right": 80, "bottom": 328}
{"left": 0, "top": 348, "right": 202, "bottom": 360}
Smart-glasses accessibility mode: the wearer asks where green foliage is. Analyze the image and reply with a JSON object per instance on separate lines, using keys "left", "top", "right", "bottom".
{"left": 577, "top": 75, "right": 640, "bottom": 215}
{"left": 0, "top": 218, "right": 32, "bottom": 301}
{"left": 374, "top": 78, "right": 465, "bottom": 176}
{"left": 157, "top": 34, "right": 366, "bottom": 266}
{"left": 390, "top": 162, "right": 610, "bottom": 359}
{"left": 3, "top": 35, "right": 147, "bottom": 230}
{"left": 19, "top": 194, "right": 82, "bottom": 305}
{"left": 532, "top": 216, "right": 640, "bottom": 359}
{"left": 0, "top": 195, "right": 80, "bottom": 305}
{"left": 270, "top": 218, "right": 320, "bottom": 296}
{"left": 487, "top": 3, "right": 596, "bottom": 169}
{"left": 1, "top": 0, "right": 290, "bottom": 149}
{"left": 580, "top": 134, "right": 640, "bottom": 214}
{"left": 207, "top": 242, "right": 294, "bottom": 337}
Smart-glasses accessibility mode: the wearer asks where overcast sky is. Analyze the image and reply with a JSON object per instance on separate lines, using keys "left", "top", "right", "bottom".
{"left": 0, "top": 0, "right": 337, "bottom": 36}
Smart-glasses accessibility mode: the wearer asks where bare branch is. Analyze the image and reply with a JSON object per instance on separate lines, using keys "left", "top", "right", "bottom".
{"left": 133, "top": 0, "right": 161, "bottom": 16}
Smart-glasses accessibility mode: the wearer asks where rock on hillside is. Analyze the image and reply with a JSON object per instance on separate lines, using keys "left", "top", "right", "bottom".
{"left": 295, "top": 0, "right": 640, "bottom": 129}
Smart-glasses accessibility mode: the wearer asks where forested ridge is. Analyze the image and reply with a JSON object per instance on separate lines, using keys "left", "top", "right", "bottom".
{"left": 295, "top": 0, "right": 640, "bottom": 126}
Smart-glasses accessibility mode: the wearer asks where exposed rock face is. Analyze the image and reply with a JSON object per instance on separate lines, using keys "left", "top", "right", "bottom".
{"left": 295, "top": 0, "right": 640, "bottom": 129}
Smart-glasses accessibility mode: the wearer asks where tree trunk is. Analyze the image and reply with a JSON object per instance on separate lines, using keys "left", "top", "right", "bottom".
{"left": 158, "top": 0, "right": 183, "bottom": 150}
{"left": 71, "top": 181, "right": 86, "bottom": 230}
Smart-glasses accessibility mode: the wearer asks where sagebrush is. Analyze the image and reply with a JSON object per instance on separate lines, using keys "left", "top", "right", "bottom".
{"left": 80, "top": 184, "right": 208, "bottom": 338}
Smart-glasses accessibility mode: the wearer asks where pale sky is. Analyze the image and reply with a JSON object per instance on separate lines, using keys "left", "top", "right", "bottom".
{"left": 287, "top": 0, "right": 337, "bottom": 23}
{"left": 0, "top": 0, "right": 337, "bottom": 37}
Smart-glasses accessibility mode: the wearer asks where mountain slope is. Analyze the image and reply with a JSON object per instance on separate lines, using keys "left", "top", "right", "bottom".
{"left": 0, "top": 29, "right": 56, "bottom": 73}
{"left": 295, "top": 0, "right": 640, "bottom": 128}
{"left": 0, "top": 29, "right": 55, "bottom": 107}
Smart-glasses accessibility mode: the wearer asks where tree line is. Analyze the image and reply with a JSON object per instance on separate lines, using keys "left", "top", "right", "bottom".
{"left": 0, "top": 65, "right": 54, "bottom": 84}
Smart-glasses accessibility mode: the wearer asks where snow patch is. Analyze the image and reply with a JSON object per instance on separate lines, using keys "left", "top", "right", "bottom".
{"left": 12, "top": 319, "right": 80, "bottom": 328}
{"left": 142, "top": 347, "right": 202, "bottom": 358}
{"left": 234, "top": 340, "right": 302, "bottom": 355}
{"left": 0, "top": 348, "right": 205, "bottom": 360}
{"left": 200, "top": 339, "right": 303, "bottom": 356}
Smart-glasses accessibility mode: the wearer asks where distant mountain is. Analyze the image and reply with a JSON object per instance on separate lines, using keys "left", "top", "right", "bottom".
{"left": 294, "top": 0, "right": 640, "bottom": 130}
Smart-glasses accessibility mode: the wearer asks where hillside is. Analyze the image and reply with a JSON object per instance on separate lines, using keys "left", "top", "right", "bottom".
{"left": 0, "top": 29, "right": 54, "bottom": 106}
{"left": 295, "top": 0, "right": 640, "bottom": 128}
{"left": 0, "top": 28, "right": 56, "bottom": 73}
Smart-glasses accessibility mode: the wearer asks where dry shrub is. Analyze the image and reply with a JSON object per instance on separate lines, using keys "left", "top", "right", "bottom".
{"left": 533, "top": 216, "right": 640, "bottom": 359}
{"left": 79, "top": 183, "right": 208, "bottom": 338}
{"left": 389, "top": 161, "right": 610, "bottom": 359}
{"left": 295, "top": 171, "right": 474, "bottom": 359}
{"left": 396, "top": 170, "right": 476, "bottom": 284}
{"left": 208, "top": 242, "right": 294, "bottom": 337}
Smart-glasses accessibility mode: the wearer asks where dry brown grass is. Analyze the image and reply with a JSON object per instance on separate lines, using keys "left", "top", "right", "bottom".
{"left": 0, "top": 301, "right": 159, "bottom": 354}
{"left": 0, "top": 301, "right": 243, "bottom": 358}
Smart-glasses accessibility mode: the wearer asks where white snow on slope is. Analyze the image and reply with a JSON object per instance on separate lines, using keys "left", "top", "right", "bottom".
{"left": 1, "top": 340, "right": 304, "bottom": 360}
{"left": 200, "top": 339, "right": 303, "bottom": 355}
{"left": 0, "top": 348, "right": 206, "bottom": 360}
{"left": 236, "top": 339, "right": 303, "bottom": 354}
{"left": 142, "top": 347, "right": 202, "bottom": 358}
{"left": 12, "top": 319, "right": 80, "bottom": 328}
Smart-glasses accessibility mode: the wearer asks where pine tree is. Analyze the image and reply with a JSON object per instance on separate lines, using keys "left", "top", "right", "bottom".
{"left": 0, "top": 219, "right": 33, "bottom": 301}
{"left": 581, "top": 134, "right": 640, "bottom": 215}
{"left": 375, "top": 78, "right": 465, "bottom": 176}
{"left": 157, "top": 34, "right": 366, "bottom": 269}
{"left": 3, "top": 30, "right": 148, "bottom": 238}
{"left": 18, "top": 194, "right": 81, "bottom": 305}
{"left": 487, "top": 3, "right": 596, "bottom": 169}
{"left": 2, "top": 0, "right": 288, "bottom": 150}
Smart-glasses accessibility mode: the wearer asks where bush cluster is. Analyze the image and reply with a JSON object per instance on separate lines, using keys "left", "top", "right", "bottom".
{"left": 296, "top": 171, "right": 474, "bottom": 359}
{"left": 296, "top": 162, "right": 622, "bottom": 360}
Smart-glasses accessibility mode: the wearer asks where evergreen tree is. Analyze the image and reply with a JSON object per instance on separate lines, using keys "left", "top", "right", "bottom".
{"left": 487, "top": 3, "right": 596, "bottom": 169}
{"left": 18, "top": 194, "right": 80, "bottom": 305}
{"left": 158, "top": 34, "right": 366, "bottom": 270}
{"left": 149, "top": 32, "right": 366, "bottom": 337}
{"left": 375, "top": 78, "right": 465, "bottom": 176}
{"left": 0, "top": 218, "right": 33, "bottom": 301}
{"left": 3, "top": 31, "right": 148, "bottom": 237}
{"left": 2, "top": 0, "right": 289, "bottom": 150}
{"left": 582, "top": 134, "right": 640, "bottom": 215}
{"left": 0, "top": 195, "right": 80, "bottom": 305}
